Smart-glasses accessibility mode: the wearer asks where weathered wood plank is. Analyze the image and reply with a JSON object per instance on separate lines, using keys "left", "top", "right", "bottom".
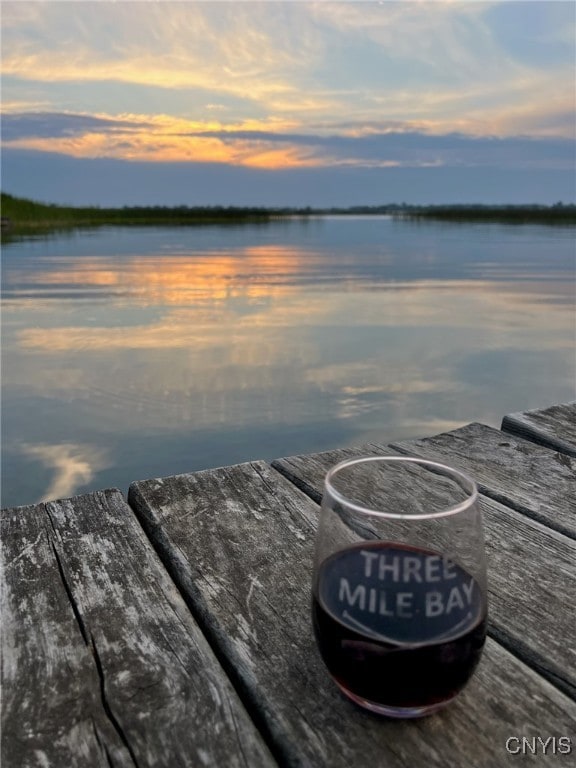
{"left": 272, "top": 443, "right": 385, "bottom": 503}
{"left": 1, "top": 489, "right": 275, "bottom": 768}
{"left": 502, "top": 402, "right": 576, "bottom": 458}
{"left": 129, "top": 463, "right": 576, "bottom": 768}
{"left": 471, "top": 500, "right": 575, "bottom": 698}
{"left": 389, "top": 422, "right": 576, "bottom": 539}
{"left": 273, "top": 446, "right": 576, "bottom": 698}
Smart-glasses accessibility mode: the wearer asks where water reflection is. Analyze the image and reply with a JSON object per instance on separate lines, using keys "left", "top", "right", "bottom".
{"left": 2, "top": 218, "right": 574, "bottom": 507}
{"left": 19, "top": 442, "right": 109, "bottom": 503}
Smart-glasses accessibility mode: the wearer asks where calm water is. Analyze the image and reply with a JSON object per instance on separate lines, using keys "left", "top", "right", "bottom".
{"left": 2, "top": 216, "right": 574, "bottom": 508}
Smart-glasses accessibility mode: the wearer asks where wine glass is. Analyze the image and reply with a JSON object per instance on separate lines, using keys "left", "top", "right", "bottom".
{"left": 311, "top": 455, "right": 488, "bottom": 718}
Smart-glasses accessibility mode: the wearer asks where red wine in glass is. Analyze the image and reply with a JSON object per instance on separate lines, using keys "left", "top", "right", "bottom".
{"left": 313, "top": 456, "right": 487, "bottom": 717}
{"left": 312, "top": 542, "right": 487, "bottom": 712}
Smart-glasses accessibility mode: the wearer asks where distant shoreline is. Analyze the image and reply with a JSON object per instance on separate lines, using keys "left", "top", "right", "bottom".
{"left": 2, "top": 192, "right": 575, "bottom": 236}
{"left": 396, "top": 204, "right": 576, "bottom": 225}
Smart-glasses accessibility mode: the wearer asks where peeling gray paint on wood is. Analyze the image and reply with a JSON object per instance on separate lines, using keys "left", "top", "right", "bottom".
{"left": 502, "top": 402, "right": 576, "bottom": 458}
{"left": 389, "top": 422, "right": 576, "bottom": 539}
{"left": 1, "top": 489, "right": 275, "bottom": 768}
{"left": 129, "top": 463, "right": 576, "bottom": 767}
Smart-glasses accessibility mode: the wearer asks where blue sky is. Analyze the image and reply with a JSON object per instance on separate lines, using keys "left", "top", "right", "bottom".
{"left": 1, "top": 1, "right": 575, "bottom": 206}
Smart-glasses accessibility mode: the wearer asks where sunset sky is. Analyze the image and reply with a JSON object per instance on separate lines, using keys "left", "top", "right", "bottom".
{"left": 2, "top": 0, "right": 575, "bottom": 207}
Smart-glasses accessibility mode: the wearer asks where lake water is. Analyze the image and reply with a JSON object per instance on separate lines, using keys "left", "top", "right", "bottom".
{"left": 2, "top": 216, "right": 574, "bottom": 508}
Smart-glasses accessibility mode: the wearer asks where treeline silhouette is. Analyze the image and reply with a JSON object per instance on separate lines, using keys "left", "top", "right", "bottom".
{"left": 1, "top": 192, "right": 308, "bottom": 230}
{"left": 2, "top": 192, "right": 574, "bottom": 235}
{"left": 398, "top": 203, "right": 576, "bottom": 225}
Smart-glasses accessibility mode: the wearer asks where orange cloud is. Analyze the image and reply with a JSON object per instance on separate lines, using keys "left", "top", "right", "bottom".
{"left": 2, "top": 110, "right": 324, "bottom": 167}
{"left": 3, "top": 0, "right": 574, "bottom": 146}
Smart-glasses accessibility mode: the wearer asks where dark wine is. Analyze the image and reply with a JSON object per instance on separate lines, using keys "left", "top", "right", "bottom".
{"left": 312, "top": 542, "right": 487, "bottom": 712}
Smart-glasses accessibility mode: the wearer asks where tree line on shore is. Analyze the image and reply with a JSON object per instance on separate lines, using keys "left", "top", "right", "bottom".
{"left": 2, "top": 191, "right": 575, "bottom": 235}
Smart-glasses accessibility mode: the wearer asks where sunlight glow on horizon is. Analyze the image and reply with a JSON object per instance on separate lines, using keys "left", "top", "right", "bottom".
{"left": 2, "top": 1, "right": 574, "bottom": 203}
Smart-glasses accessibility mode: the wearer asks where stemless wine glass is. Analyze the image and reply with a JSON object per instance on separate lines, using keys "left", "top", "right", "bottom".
{"left": 311, "top": 455, "right": 488, "bottom": 719}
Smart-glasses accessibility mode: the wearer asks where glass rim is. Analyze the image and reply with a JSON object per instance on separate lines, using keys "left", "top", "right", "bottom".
{"left": 324, "top": 455, "right": 478, "bottom": 520}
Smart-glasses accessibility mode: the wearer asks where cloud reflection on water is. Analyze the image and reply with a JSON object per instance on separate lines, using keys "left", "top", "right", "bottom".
{"left": 19, "top": 443, "right": 109, "bottom": 504}
{"left": 2, "top": 221, "right": 574, "bottom": 507}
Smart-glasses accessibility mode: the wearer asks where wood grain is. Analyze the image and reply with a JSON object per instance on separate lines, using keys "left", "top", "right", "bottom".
{"left": 390, "top": 422, "right": 576, "bottom": 538}
{"left": 129, "top": 463, "right": 576, "bottom": 768}
{"left": 272, "top": 443, "right": 396, "bottom": 504}
{"left": 1, "top": 489, "right": 275, "bottom": 768}
{"left": 272, "top": 443, "right": 387, "bottom": 503}
{"left": 502, "top": 402, "right": 576, "bottom": 458}
{"left": 476, "top": 498, "right": 575, "bottom": 699}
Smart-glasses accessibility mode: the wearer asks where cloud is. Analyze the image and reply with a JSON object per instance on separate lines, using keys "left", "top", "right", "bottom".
{"left": 1, "top": 111, "right": 153, "bottom": 140}
{"left": 1, "top": 111, "right": 311, "bottom": 165}
{"left": 2, "top": 1, "right": 573, "bottom": 138}
{"left": 3, "top": 112, "right": 573, "bottom": 171}
{"left": 183, "top": 128, "right": 575, "bottom": 170}
{"left": 3, "top": 146, "right": 575, "bottom": 207}
{"left": 1, "top": 2, "right": 310, "bottom": 104}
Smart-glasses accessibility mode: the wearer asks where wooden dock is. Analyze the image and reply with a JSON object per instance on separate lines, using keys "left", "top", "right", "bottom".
{"left": 2, "top": 402, "right": 575, "bottom": 767}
